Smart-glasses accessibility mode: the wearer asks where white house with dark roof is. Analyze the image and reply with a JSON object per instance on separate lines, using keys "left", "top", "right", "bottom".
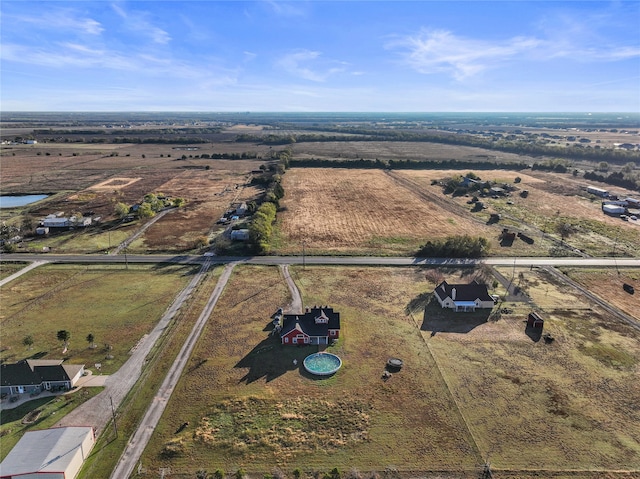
{"left": 434, "top": 280, "right": 494, "bottom": 312}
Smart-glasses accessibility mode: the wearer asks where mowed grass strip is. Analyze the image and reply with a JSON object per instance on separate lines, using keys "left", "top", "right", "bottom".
{"left": 141, "top": 266, "right": 480, "bottom": 475}
{"left": 0, "top": 263, "right": 196, "bottom": 374}
{"left": 423, "top": 267, "right": 640, "bottom": 470}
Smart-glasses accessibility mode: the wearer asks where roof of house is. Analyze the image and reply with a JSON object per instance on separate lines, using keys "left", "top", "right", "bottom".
{"left": 0, "top": 426, "right": 94, "bottom": 476}
{"left": 434, "top": 280, "right": 493, "bottom": 303}
{"left": 281, "top": 306, "right": 340, "bottom": 338}
{"left": 1, "top": 360, "right": 82, "bottom": 387}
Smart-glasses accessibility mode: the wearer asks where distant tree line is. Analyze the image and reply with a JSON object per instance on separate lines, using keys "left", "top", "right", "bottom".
{"left": 289, "top": 157, "right": 530, "bottom": 171}
{"left": 236, "top": 129, "right": 639, "bottom": 164}
{"left": 245, "top": 149, "right": 290, "bottom": 253}
{"left": 584, "top": 170, "right": 640, "bottom": 192}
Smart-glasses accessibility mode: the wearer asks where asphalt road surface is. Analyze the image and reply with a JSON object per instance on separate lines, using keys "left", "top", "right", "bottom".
{"left": 3, "top": 253, "right": 640, "bottom": 268}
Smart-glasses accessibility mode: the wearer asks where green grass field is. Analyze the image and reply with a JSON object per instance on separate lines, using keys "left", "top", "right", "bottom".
{"left": 0, "top": 263, "right": 196, "bottom": 374}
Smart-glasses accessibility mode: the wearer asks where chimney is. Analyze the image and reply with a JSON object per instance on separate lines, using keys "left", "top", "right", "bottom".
{"left": 452, "top": 288, "right": 456, "bottom": 300}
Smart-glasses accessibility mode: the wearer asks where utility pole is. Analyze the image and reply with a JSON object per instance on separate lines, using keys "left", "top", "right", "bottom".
{"left": 110, "top": 395, "right": 118, "bottom": 438}
{"left": 302, "top": 241, "right": 306, "bottom": 270}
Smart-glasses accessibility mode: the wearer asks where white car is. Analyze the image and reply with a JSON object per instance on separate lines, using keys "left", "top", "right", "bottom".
{"left": 203, "top": 252, "right": 215, "bottom": 257}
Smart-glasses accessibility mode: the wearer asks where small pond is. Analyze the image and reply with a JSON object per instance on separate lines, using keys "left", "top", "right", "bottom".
{"left": 303, "top": 352, "right": 342, "bottom": 376}
{"left": 0, "top": 194, "right": 49, "bottom": 209}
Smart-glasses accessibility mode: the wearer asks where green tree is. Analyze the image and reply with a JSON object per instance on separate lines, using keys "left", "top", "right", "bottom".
{"left": 555, "top": 222, "right": 576, "bottom": 243}
{"left": 138, "top": 202, "right": 155, "bottom": 218}
{"left": 21, "top": 215, "right": 34, "bottom": 232}
{"left": 214, "top": 470, "right": 225, "bottom": 479}
{"left": 57, "top": 330, "right": 70, "bottom": 350}
{"left": 86, "top": 333, "right": 95, "bottom": 349}
{"left": 115, "top": 202, "right": 129, "bottom": 219}
{"left": 22, "top": 335, "right": 34, "bottom": 350}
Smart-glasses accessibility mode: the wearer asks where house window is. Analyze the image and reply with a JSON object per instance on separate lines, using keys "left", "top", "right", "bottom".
{"left": 284, "top": 337, "right": 289, "bottom": 343}
{"left": 292, "top": 337, "right": 297, "bottom": 344}
{"left": 330, "top": 330, "right": 336, "bottom": 336}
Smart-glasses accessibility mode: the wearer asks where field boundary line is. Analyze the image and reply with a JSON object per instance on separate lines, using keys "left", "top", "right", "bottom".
{"left": 407, "top": 308, "right": 485, "bottom": 467}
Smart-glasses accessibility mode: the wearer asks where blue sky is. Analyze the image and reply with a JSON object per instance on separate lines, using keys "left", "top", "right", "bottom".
{"left": 1, "top": 1, "right": 639, "bottom": 112}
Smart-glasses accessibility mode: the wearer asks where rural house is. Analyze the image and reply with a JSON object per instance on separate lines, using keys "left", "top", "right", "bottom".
{"left": 434, "top": 280, "right": 494, "bottom": 312}
{"left": 0, "top": 359, "right": 85, "bottom": 396}
{"left": 280, "top": 306, "right": 340, "bottom": 345}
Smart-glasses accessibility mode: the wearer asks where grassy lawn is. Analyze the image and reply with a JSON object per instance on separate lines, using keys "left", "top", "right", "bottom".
{"left": 0, "top": 386, "right": 104, "bottom": 461}
{"left": 23, "top": 226, "right": 134, "bottom": 254}
{"left": 137, "top": 265, "right": 640, "bottom": 477}
{"left": 0, "top": 263, "right": 196, "bottom": 374}
{"left": 78, "top": 266, "right": 224, "bottom": 479}
{"left": 140, "top": 265, "right": 480, "bottom": 476}
{"left": 425, "top": 267, "right": 640, "bottom": 471}
{"left": 0, "top": 262, "right": 28, "bottom": 280}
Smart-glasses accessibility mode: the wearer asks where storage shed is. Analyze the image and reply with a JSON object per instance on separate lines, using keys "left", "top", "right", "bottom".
{"left": 0, "top": 426, "right": 95, "bottom": 479}
{"left": 602, "top": 204, "right": 625, "bottom": 216}
{"left": 527, "top": 312, "right": 544, "bottom": 329}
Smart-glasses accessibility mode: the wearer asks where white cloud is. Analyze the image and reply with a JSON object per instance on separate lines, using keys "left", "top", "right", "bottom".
{"left": 263, "top": 1, "right": 307, "bottom": 18}
{"left": 389, "top": 27, "right": 640, "bottom": 81}
{"left": 111, "top": 3, "right": 171, "bottom": 45}
{"left": 388, "top": 29, "right": 541, "bottom": 80}
{"left": 276, "top": 49, "right": 346, "bottom": 82}
{"left": 4, "top": 9, "right": 104, "bottom": 35}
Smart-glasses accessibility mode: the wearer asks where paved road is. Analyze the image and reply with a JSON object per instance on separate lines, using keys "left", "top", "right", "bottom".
{"left": 2, "top": 253, "right": 640, "bottom": 268}
{"left": 110, "top": 262, "right": 236, "bottom": 479}
{"left": 53, "top": 259, "right": 213, "bottom": 434}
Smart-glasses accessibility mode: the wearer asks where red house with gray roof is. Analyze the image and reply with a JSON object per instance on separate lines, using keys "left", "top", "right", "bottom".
{"left": 280, "top": 306, "right": 340, "bottom": 345}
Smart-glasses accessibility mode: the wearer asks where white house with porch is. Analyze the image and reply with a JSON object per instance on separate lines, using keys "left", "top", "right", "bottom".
{"left": 434, "top": 280, "right": 495, "bottom": 312}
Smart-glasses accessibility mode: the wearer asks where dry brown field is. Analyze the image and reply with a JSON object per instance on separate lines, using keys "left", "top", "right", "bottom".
{"left": 394, "top": 169, "right": 640, "bottom": 257}
{"left": 562, "top": 268, "right": 640, "bottom": 321}
{"left": 140, "top": 265, "right": 640, "bottom": 477}
{"left": 291, "top": 140, "right": 531, "bottom": 163}
{"left": 277, "top": 168, "right": 557, "bottom": 256}
{"left": 1, "top": 143, "right": 270, "bottom": 252}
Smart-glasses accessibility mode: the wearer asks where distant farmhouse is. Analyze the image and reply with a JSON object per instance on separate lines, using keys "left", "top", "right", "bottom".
{"left": 0, "top": 359, "right": 85, "bottom": 396}
{"left": 278, "top": 306, "right": 340, "bottom": 345}
{"left": 434, "top": 280, "right": 494, "bottom": 312}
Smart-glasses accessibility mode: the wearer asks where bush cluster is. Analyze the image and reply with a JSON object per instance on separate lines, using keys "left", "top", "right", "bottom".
{"left": 417, "top": 235, "right": 489, "bottom": 258}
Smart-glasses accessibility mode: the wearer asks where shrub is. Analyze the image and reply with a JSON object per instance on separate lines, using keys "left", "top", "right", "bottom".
{"left": 416, "top": 235, "right": 489, "bottom": 258}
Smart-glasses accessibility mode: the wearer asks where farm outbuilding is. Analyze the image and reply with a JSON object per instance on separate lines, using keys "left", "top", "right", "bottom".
{"left": 527, "top": 312, "right": 544, "bottom": 328}
{"left": 0, "top": 426, "right": 95, "bottom": 479}
{"left": 587, "top": 186, "right": 609, "bottom": 197}
{"left": 602, "top": 204, "right": 625, "bottom": 216}
{"left": 230, "top": 229, "right": 250, "bottom": 241}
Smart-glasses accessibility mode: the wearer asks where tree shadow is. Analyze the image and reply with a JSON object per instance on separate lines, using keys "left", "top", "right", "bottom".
{"left": 234, "top": 337, "right": 315, "bottom": 384}
{"left": 420, "top": 299, "right": 492, "bottom": 335}
{"left": 404, "top": 292, "right": 433, "bottom": 315}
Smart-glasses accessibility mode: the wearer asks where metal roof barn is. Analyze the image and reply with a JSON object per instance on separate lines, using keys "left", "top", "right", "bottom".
{"left": 0, "top": 427, "right": 94, "bottom": 479}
